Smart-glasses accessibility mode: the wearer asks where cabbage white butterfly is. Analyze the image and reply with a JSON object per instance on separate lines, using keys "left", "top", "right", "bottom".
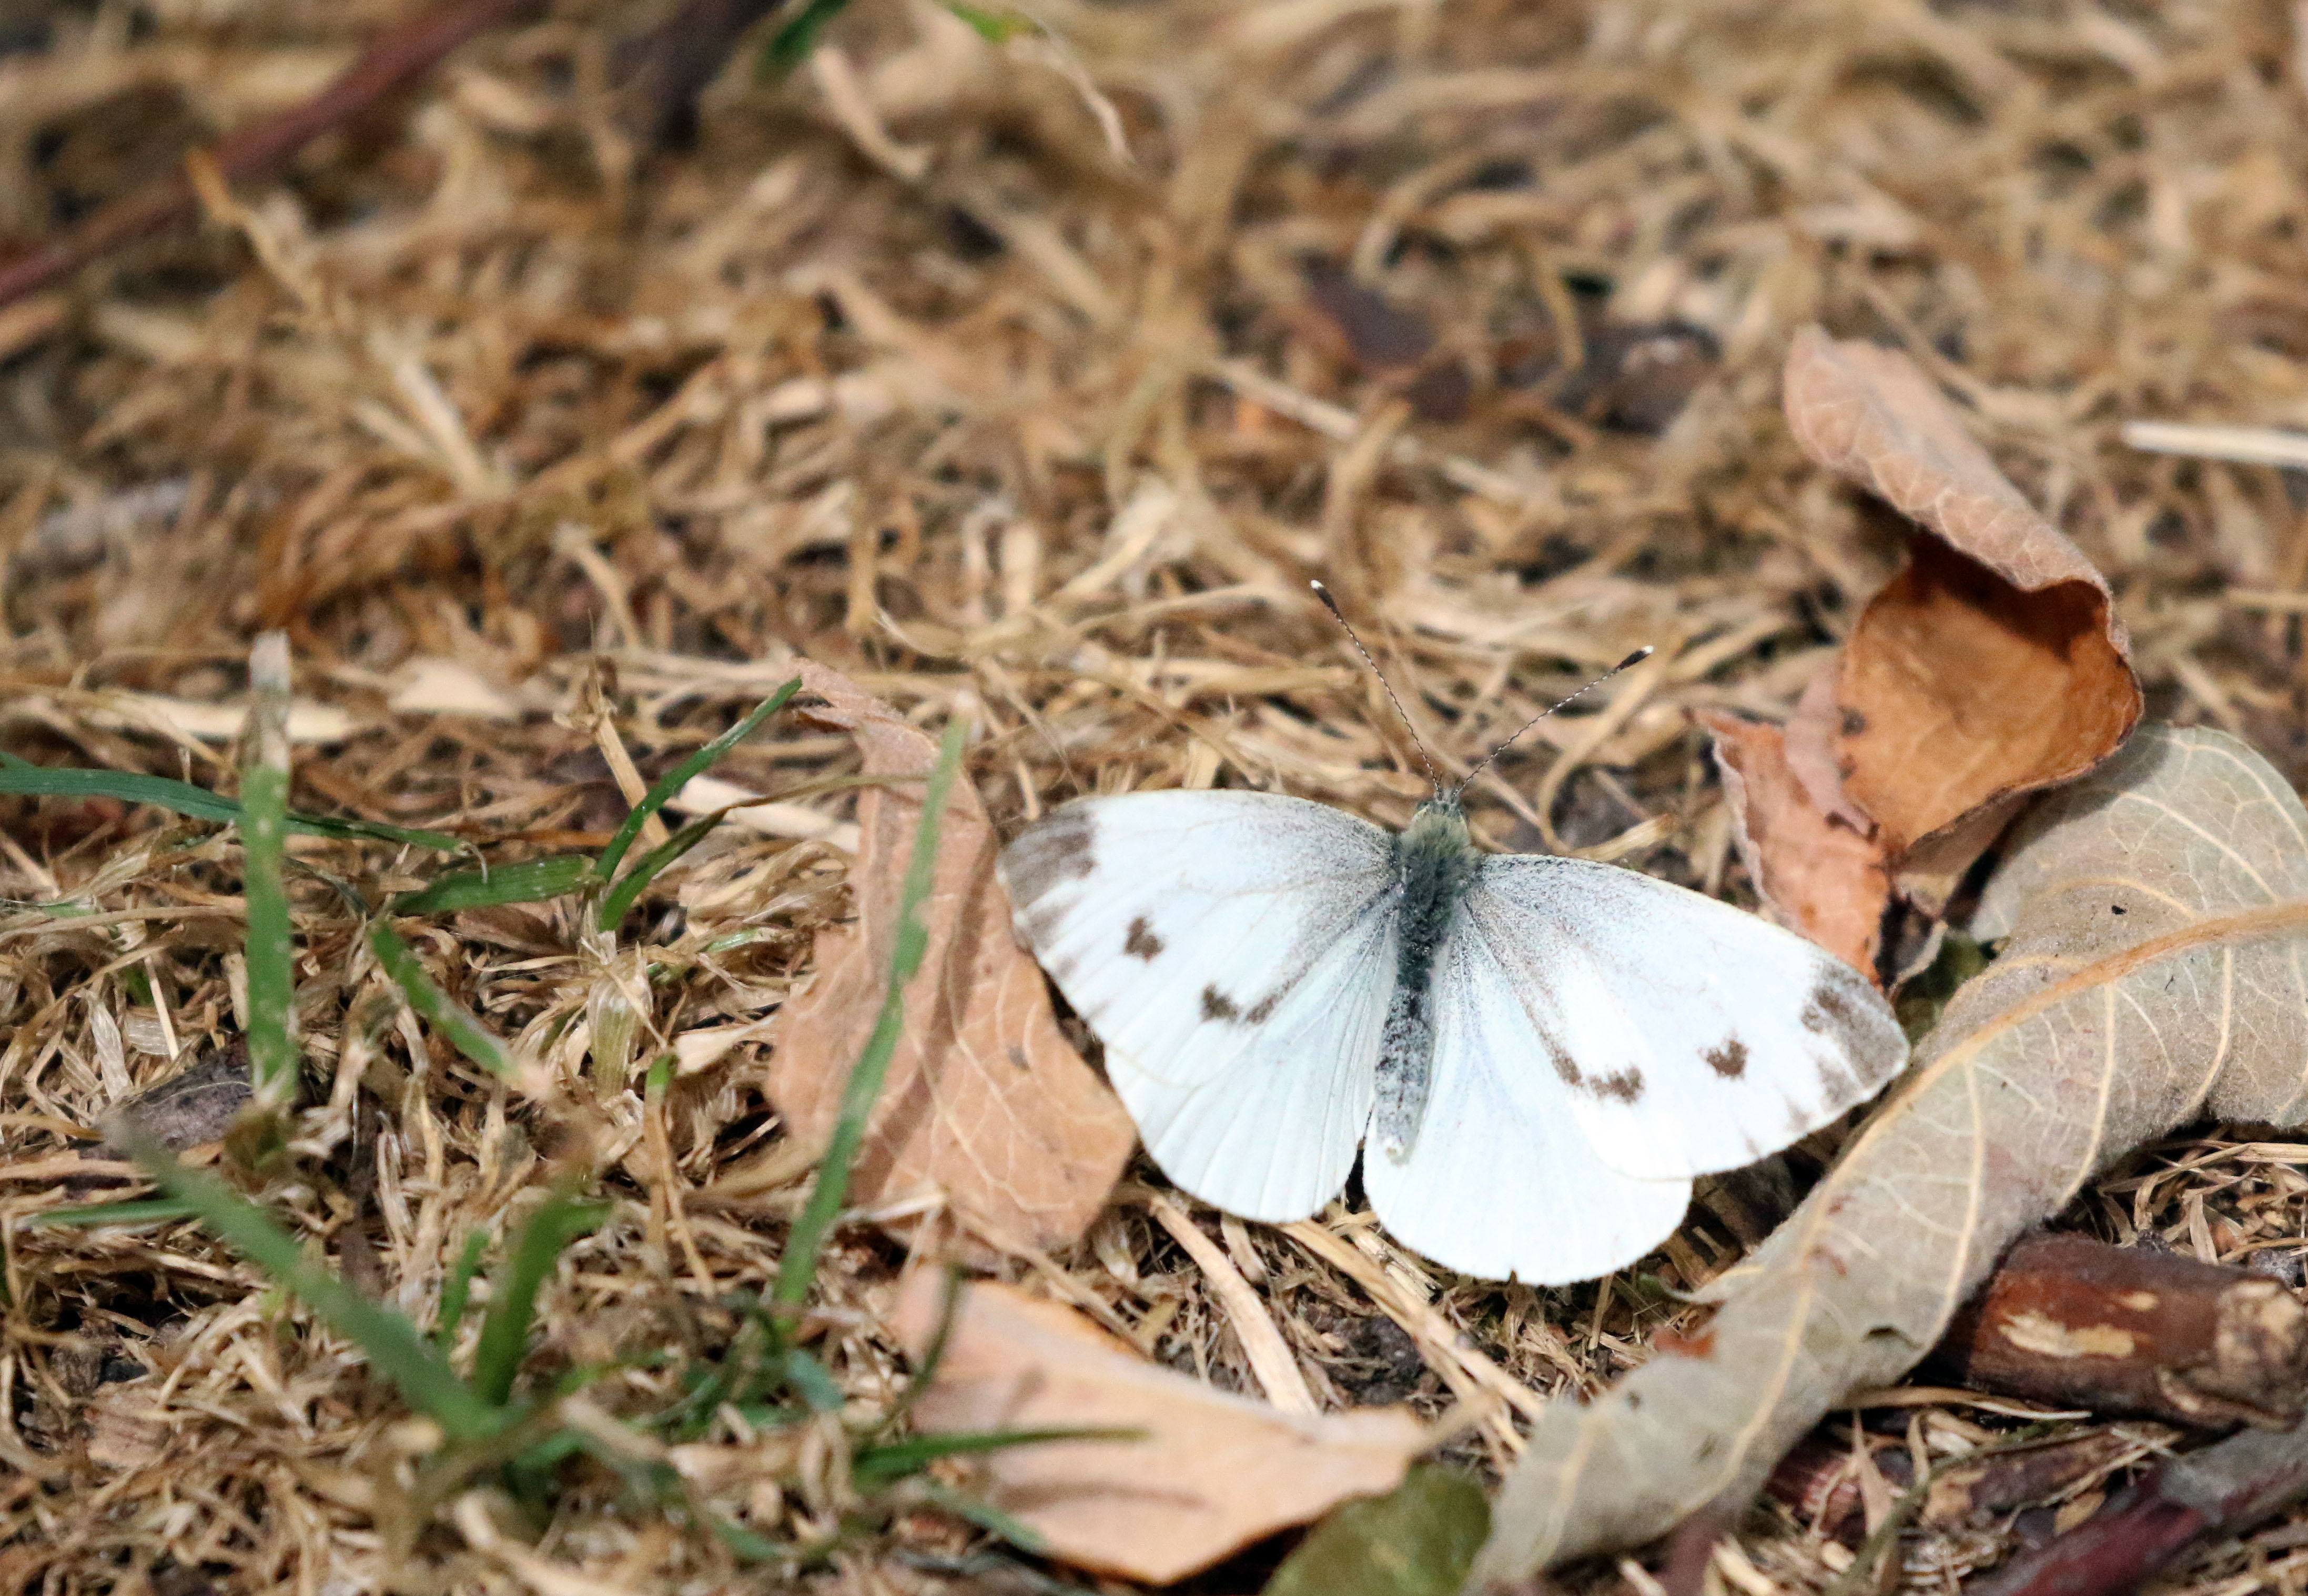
{"left": 998, "top": 588, "right": 1907, "bottom": 1282}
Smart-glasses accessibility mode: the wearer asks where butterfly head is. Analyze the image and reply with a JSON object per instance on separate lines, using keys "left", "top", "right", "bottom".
{"left": 1404, "top": 790, "right": 1473, "bottom": 853}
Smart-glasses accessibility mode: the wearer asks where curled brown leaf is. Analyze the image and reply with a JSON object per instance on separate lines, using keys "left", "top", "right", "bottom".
{"left": 763, "top": 662, "right": 1134, "bottom": 1253}
{"left": 1697, "top": 709, "right": 1889, "bottom": 977}
{"left": 1783, "top": 327, "right": 2141, "bottom": 874}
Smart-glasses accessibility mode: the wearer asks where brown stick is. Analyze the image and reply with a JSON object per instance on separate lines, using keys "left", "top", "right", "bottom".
{"left": 1937, "top": 1234, "right": 2308, "bottom": 1429}
{"left": 0, "top": 0, "right": 546, "bottom": 310}
{"left": 1968, "top": 1419, "right": 2308, "bottom": 1596}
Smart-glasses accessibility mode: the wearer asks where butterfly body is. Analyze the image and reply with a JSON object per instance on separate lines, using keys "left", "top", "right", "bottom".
{"left": 1375, "top": 796, "right": 1480, "bottom": 1157}
{"left": 999, "top": 786, "right": 1906, "bottom": 1283}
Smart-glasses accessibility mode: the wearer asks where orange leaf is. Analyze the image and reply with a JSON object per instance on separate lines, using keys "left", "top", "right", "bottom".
{"left": 893, "top": 1271, "right": 1427, "bottom": 1582}
{"left": 1696, "top": 708, "right": 1889, "bottom": 979}
{"left": 1782, "top": 328, "right": 2141, "bottom": 866}
{"left": 764, "top": 663, "right": 1133, "bottom": 1252}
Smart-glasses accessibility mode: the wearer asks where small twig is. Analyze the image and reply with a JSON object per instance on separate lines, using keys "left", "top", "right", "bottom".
{"left": 0, "top": 0, "right": 547, "bottom": 311}
{"left": 1937, "top": 1234, "right": 2308, "bottom": 1429}
{"left": 1969, "top": 1417, "right": 2308, "bottom": 1596}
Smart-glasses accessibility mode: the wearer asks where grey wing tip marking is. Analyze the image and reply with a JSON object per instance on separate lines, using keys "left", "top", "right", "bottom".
{"left": 1800, "top": 958, "right": 1910, "bottom": 1100}
{"left": 1001, "top": 805, "right": 1098, "bottom": 911}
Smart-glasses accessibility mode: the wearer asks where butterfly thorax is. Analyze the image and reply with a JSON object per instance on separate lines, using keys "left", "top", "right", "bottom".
{"left": 1373, "top": 794, "right": 1482, "bottom": 1160}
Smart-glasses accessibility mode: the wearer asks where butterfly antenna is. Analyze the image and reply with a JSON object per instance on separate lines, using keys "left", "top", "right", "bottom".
{"left": 1310, "top": 581, "right": 1444, "bottom": 794}
{"left": 1455, "top": 646, "right": 1655, "bottom": 794}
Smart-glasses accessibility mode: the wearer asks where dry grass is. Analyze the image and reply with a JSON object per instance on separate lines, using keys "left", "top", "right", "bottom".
{"left": 4, "top": 0, "right": 2308, "bottom": 1590}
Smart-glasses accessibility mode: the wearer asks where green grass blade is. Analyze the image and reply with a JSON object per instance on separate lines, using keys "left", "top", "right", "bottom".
{"left": 943, "top": 3, "right": 1031, "bottom": 42}
{"left": 27, "top": 1197, "right": 196, "bottom": 1229}
{"left": 911, "top": 1480, "right": 1049, "bottom": 1554}
{"left": 596, "top": 679, "right": 801, "bottom": 881}
{"left": 596, "top": 810, "right": 725, "bottom": 932}
{"left": 853, "top": 1427, "right": 1146, "bottom": 1484}
{"left": 124, "top": 1136, "right": 500, "bottom": 1441}
{"left": 708, "top": 1515, "right": 785, "bottom": 1563}
{"left": 392, "top": 855, "right": 598, "bottom": 915}
{"left": 471, "top": 1189, "right": 609, "bottom": 1408}
{"left": 368, "top": 923, "right": 512, "bottom": 1076}
{"left": 241, "top": 635, "right": 298, "bottom": 1108}
{"left": 781, "top": 1347, "right": 845, "bottom": 1413}
{"left": 436, "top": 1228, "right": 489, "bottom": 1352}
{"left": 773, "top": 715, "right": 968, "bottom": 1311}
{"left": 759, "top": 0, "right": 852, "bottom": 78}
{"left": 0, "top": 764, "right": 460, "bottom": 851}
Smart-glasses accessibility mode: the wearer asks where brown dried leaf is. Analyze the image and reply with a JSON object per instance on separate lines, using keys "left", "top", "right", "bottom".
{"left": 1783, "top": 327, "right": 2142, "bottom": 862}
{"left": 93, "top": 1038, "right": 250, "bottom": 1160}
{"left": 1475, "top": 725, "right": 2308, "bottom": 1582}
{"left": 1696, "top": 709, "right": 1889, "bottom": 977}
{"left": 892, "top": 1271, "right": 1426, "bottom": 1582}
{"left": 763, "top": 663, "right": 1133, "bottom": 1252}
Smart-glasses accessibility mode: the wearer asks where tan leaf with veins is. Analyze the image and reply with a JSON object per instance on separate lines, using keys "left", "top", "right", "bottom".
{"left": 1476, "top": 725, "right": 2308, "bottom": 1582}
{"left": 763, "top": 662, "right": 1133, "bottom": 1252}
{"left": 892, "top": 1271, "right": 1426, "bottom": 1583}
{"left": 1783, "top": 327, "right": 2141, "bottom": 871}
{"left": 1697, "top": 709, "right": 1889, "bottom": 978}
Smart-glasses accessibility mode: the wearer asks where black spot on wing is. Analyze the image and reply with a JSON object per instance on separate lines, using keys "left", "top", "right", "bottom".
{"left": 1703, "top": 1037, "right": 1748, "bottom": 1079}
{"left": 1556, "top": 1052, "right": 1644, "bottom": 1103}
{"left": 1123, "top": 916, "right": 1163, "bottom": 961}
{"left": 1201, "top": 985, "right": 1241, "bottom": 1023}
{"left": 1000, "top": 805, "right": 1097, "bottom": 908}
{"left": 1591, "top": 1066, "right": 1644, "bottom": 1104}
{"left": 1245, "top": 992, "right": 1279, "bottom": 1024}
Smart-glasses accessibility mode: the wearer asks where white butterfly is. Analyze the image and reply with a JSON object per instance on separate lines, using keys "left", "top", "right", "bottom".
{"left": 997, "top": 614, "right": 1909, "bottom": 1284}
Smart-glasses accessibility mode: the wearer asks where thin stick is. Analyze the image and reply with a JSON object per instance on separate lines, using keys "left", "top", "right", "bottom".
{"left": 0, "top": 0, "right": 546, "bottom": 310}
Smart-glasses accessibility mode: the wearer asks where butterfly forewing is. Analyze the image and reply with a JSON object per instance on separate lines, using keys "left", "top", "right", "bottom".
{"left": 998, "top": 791, "right": 1400, "bottom": 1221}
{"left": 1362, "top": 903, "right": 1694, "bottom": 1284}
{"left": 1462, "top": 856, "right": 1909, "bottom": 1181}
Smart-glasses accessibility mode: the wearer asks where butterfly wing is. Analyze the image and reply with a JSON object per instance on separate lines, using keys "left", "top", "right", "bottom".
{"left": 1460, "top": 855, "right": 1908, "bottom": 1181}
{"left": 999, "top": 791, "right": 1400, "bottom": 1221}
{"left": 1362, "top": 904, "right": 1694, "bottom": 1283}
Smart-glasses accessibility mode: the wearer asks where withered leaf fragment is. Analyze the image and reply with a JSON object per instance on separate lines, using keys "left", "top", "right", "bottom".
{"left": 1783, "top": 327, "right": 2141, "bottom": 868}
{"left": 764, "top": 663, "right": 1133, "bottom": 1253}
{"left": 1475, "top": 726, "right": 2308, "bottom": 1581}
{"left": 892, "top": 1271, "right": 1426, "bottom": 1583}
{"left": 1697, "top": 709, "right": 1889, "bottom": 977}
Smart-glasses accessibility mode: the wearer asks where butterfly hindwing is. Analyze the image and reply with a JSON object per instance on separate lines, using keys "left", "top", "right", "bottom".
{"left": 1460, "top": 855, "right": 1908, "bottom": 1181}
{"left": 998, "top": 791, "right": 1400, "bottom": 1221}
{"left": 1362, "top": 901, "right": 1694, "bottom": 1284}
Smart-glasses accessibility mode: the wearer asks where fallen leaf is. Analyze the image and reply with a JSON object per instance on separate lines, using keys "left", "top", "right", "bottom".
{"left": 893, "top": 1271, "right": 1426, "bottom": 1582}
{"left": 1474, "top": 725, "right": 2308, "bottom": 1582}
{"left": 93, "top": 1038, "right": 250, "bottom": 1161}
{"left": 1262, "top": 1467, "right": 1488, "bottom": 1596}
{"left": 763, "top": 662, "right": 1134, "bottom": 1253}
{"left": 1697, "top": 709, "right": 1889, "bottom": 977}
{"left": 1783, "top": 327, "right": 2142, "bottom": 871}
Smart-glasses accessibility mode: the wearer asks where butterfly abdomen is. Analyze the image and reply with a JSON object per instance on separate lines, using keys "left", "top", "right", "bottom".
{"left": 1374, "top": 797, "right": 1481, "bottom": 1158}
